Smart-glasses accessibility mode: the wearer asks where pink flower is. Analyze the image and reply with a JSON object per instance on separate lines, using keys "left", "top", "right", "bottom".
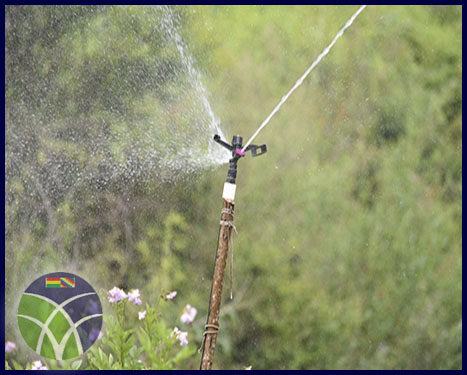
{"left": 128, "top": 289, "right": 141, "bottom": 305}
{"left": 177, "top": 331, "right": 188, "bottom": 346}
{"left": 166, "top": 291, "right": 177, "bottom": 300}
{"left": 5, "top": 341, "right": 16, "bottom": 353}
{"left": 170, "top": 327, "right": 180, "bottom": 338}
{"left": 180, "top": 304, "right": 197, "bottom": 324}
{"left": 138, "top": 310, "right": 147, "bottom": 320}
{"left": 107, "top": 287, "right": 127, "bottom": 303}
{"left": 170, "top": 327, "right": 188, "bottom": 346}
{"left": 245, "top": 365, "right": 252, "bottom": 370}
{"left": 31, "top": 360, "right": 47, "bottom": 370}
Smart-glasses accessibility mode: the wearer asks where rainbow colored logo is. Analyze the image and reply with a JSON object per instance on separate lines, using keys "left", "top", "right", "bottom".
{"left": 45, "top": 277, "right": 75, "bottom": 288}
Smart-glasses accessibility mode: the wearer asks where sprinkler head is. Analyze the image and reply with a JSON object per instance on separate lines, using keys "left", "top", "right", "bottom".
{"left": 213, "top": 134, "right": 267, "bottom": 159}
{"left": 213, "top": 134, "right": 267, "bottom": 184}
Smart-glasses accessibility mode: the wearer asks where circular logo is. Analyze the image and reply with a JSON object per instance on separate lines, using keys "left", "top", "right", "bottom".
{"left": 17, "top": 272, "right": 103, "bottom": 360}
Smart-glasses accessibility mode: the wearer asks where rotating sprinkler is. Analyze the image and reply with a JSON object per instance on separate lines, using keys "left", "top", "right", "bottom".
{"left": 199, "top": 134, "right": 266, "bottom": 370}
{"left": 214, "top": 134, "right": 267, "bottom": 185}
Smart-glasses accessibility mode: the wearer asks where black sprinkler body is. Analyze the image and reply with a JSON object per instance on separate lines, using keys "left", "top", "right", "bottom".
{"left": 213, "top": 134, "right": 267, "bottom": 184}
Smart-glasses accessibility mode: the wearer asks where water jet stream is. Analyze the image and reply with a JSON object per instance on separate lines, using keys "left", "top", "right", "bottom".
{"left": 242, "top": 5, "right": 367, "bottom": 152}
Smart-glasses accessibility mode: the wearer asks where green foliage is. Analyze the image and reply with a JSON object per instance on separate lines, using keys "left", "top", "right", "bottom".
{"left": 90, "top": 296, "right": 196, "bottom": 370}
{"left": 5, "top": 5, "right": 461, "bottom": 370}
{"left": 188, "top": 5, "right": 462, "bottom": 370}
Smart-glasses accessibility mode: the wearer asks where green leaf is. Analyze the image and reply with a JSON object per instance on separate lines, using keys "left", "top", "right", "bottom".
{"left": 12, "top": 360, "right": 24, "bottom": 370}
{"left": 71, "top": 359, "right": 82, "bottom": 370}
{"left": 173, "top": 345, "right": 197, "bottom": 363}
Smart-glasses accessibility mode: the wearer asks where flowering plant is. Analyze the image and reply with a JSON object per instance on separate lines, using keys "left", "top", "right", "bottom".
{"left": 86, "top": 287, "right": 196, "bottom": 369}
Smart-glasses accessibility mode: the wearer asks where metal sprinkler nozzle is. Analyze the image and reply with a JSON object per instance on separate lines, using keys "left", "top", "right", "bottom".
{"left": 213, "top": 134, "right": 267, "bottom": 185}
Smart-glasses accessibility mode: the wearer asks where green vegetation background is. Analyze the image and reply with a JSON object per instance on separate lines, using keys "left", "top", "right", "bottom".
{"left": 5, "top": 5, "right": 461, "bottom": 370}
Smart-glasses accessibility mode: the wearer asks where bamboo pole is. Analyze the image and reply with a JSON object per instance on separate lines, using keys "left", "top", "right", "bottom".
{"left": 200, "top": 198, "right": 235, "bottom": 370}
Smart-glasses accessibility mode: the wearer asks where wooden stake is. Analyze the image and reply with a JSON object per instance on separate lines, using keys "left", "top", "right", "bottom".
{"left": 200, "top": 199, "right": 235, "bottom": 370}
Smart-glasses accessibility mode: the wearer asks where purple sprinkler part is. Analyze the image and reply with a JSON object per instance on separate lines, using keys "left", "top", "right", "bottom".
{"left": 235, "top": 149, "right": 246, "bottom": 156}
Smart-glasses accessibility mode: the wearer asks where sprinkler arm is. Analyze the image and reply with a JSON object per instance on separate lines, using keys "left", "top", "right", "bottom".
{"left": 213, "top": 134, "right": 267, "bottom": 159}
{"left": 213, "top": 135, "right": 233, "bottom": 152}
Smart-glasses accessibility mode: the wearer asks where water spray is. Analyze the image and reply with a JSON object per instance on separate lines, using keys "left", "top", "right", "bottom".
{"left": 242, "top": 5, "right": 367, "bottom": 152}
{"left": 199, "top": 135, "right": 266, "bottom": 370}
